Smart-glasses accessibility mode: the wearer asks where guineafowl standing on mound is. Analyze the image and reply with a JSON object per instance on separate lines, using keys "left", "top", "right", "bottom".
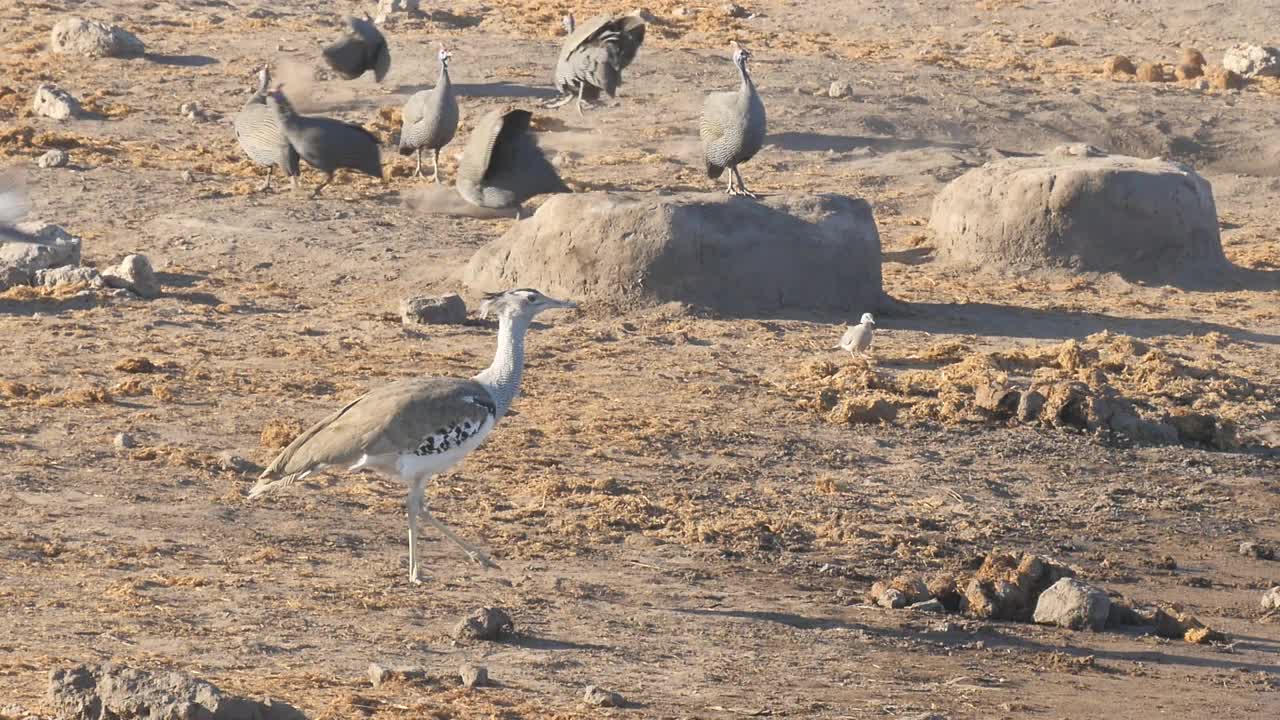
{"left": 233, "top": 67, "right": 299, "bottom": 192}
{"left": 547, "top": 12, "right": 647, "bottom": 115}
{"left": 700, "top": 41, "right": 766, "bottom": 198}
{"left": 323, "top": 15, "right": 391, "bottom": 82}
{"left": 399, "top": 44, "right": 459, "bottom": 183}
{"left": 456, "top": 107, "right": 569, "bottom": 217}
{"left": 249, "top": 288, "right": 578, "bottom": 584}
{"left": 266, "top": 87, "right": 383, "bottom": 197}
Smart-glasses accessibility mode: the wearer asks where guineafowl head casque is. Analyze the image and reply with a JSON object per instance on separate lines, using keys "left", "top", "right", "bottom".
{"left": 479, "top": 289, "right": 576, "bottom": 321}
{"left": 437, "top": 44, "right": 451, "bottom": 66}
{"left": 730, "top": 40, "right": 751, "bottom": 67}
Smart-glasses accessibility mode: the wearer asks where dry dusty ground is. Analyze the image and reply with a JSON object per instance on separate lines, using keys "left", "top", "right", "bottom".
{"left": 2, "top": 1, "right": 1279, "bottom": 718}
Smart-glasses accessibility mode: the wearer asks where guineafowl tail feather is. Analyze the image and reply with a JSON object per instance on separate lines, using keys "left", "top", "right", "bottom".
{"left": 706, "top": 161, "right": 724, "bottom": 179}
{"left": 398, "top": 144, "right": 415, "bottom": 156}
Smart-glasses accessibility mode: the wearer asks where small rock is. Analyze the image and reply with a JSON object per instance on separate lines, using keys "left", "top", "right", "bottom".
{"left": 37, "top": 149, "right": 70, "bottom": 168}
{"left": 583, "top": 685, "right": 625, "bottom": 708}
{"left": 452, "top": 607, "right": 514, "bottom": 641}
{"left": 828, "top": 80, "right": 852, "bottom": 98}
{"left": 1239, "top": 541, "right": 1275, "bottom": 560}
{"left": 1016, "top": 389, "right": 1045, "bottom": 422}
{"left": 375, "top": 0, "right": 420, "bottom": 23}
{"left": 927, "top": 574, "right": 962, "bottom": 612}
{"left": 400, "top": 293, "right": 467, "bottom": 325}
{"left": 48, "top": 663, "right": 302, "bottom": 720}
{"left": 1182, "top": 48, "right": 1206, "bottom": 67}
{"left": 889, "top": 574, "right": 932, "bottom": 604}
{"left": 35, "top": 264, "right": 102, "bottom": 288}
{"left": 1222, "top": 43, "right": 1280, "bottom": 78}
{"left": 217, "top": 451, "right": 256, "bottom": 475}
{"left": 458, "top": 664, "right": 488, "bottom": 689}
{"left": 975, "top": 383, "right": 1020, "bottom": 418}
{"left": 1033, "top": 577, "right": 1110, "bottom": 631}
{"left": 49, "top": 18, "right": 145, "bottom": 59}
{"left": 367, "top": 662, "right": 428, "bottom": 689}
{"left": 720, "top": 3, "right": 751, "bottom": 18}
{"left": 102, "top": 254, "right": 160, "bottom": 299}
{"left": 113, "top": 432, "right": 135, "bottom": 449}
{"left": 908, "top": 598, "right": 946, "bottom": 613}
{"left": 1, "top": 222, "right": 82, "bottom": 291}
{"left": 1262, "top": 586, "right": 1280, "bottom": 611}
{"left": 1102, "top": 55, "right": 1136, "bottom": 75}
{"left": 32, "top": 84, "right": 81, "bottom": 120}
{"left": 1175, "top": 63, "right": 1203, "bottom": 81}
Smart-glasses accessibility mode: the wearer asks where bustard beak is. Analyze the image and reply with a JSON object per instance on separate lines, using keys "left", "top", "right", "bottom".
{"left": 544, "top": 296, "right": 577, "bottom": 310}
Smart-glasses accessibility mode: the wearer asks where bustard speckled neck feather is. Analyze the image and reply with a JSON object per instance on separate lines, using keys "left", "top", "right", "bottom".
{"left": 249, "top": 288, "right": 576, "bottom": 584}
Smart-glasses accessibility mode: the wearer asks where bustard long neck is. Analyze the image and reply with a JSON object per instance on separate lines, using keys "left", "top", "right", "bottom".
{"left": 472, "top": 312, "right": 531, "bottom": 420}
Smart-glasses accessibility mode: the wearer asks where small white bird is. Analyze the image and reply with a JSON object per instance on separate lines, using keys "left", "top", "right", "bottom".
{"left": 836, "top": 313, "right": 876, "bottom": 358}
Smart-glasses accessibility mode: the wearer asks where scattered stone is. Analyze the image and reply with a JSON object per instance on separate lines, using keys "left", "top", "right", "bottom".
{"left": 463, "top": 191, "right": 883, "bottom": 315}
{"left": 37, "top": 149, "right": 70, "bottom": 168}
{"left": 1, "top": 222, "right": 82, "bottom": 291}
{"left": 930, "top": 146, "right": 1226, "bottom": 283}
{"left": 376, "top": 0, "right": 420, "bottom": 23}
{"left": 459, "top": 664, "right": 488, "bottom": 689}
{"left": 877, "top": 587, "right": 906, "bottom": 609}
{"left": 962, "top": 551, "right": 1074, "bottom": 621}
{"left": 927, "top": 574, "right": 962, "bottom": 612}
{"left": 1040, "top": 33, "right": 1075, "bottom": 49}
{"left": 1262, "top": 586, "right": 1280, "bottom": 611}
{"left": 113, "top": 432, "right": 136, "bottom": 450}
{"left": 49, "top": 18, "right": 145, "bottom": 59}
{"left": 908, "top": 598, "right": 946, "bottom": 613}
{"left": 1207, "top": 65, "right": 1246, "bottom": 90}
{"left": 974, "top": 383, "right": 1020, "bottom": 419}
{"left": 1016, "top": 389, "right": 1045, "bottom": 422}
{"left": 1136, "top": 62, "right": 1165, "bottom": 82}
{"left": 1175, "top": 63, "right": 1203, "bottom": 81}
{"left": 888, "top": 574, "right": 932, "bottom": 604}
{"left": 1222, "top": 43, "right": 1280, "bottom": 78}
{"left": 1033, "top": 578, "right": 1110, "bottom": 631}
{"left": 32, "top": 84, "right": 81, "bottom": 120}
{"left": 47, "top": 663, "right": 302, "bottom": 720}
{"left": 720, "top": 3, "right": 751, "bottom": 18}
{"left": 35, "top": 264, "right": 102, "bottom": 288}
{"left": 367, "top": 663, "right": 430, "bottom": 689}
{"left": 400, "top": 293, "right": 467, "bottom": 325}
{"left": 452, "top": 607, "right": 514, "bottom": 642}
{"left": 1102, "top": 55, "right": 1136, "bottom": 75}
{"left": 583, "top": 685, "right": 625, "bottom": 708}
{"left": 1182, "top": 48, "right": 1206, "bottom": 67}
{"left": 102, "top": 253, "right": 160, "bottom": 299}
{"left": 828, "top": 80, "right": 852, "bottom": 98}
{"left": 1239, "top": 541, "right": 1275, "bottom": 561}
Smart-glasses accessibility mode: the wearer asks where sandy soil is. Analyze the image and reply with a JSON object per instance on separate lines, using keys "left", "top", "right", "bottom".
{"left": 2, "top": 1, "right": 1278, "bottom": 718}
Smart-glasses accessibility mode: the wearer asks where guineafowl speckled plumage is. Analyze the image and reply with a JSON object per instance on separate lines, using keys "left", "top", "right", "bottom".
{"left": 323, "top": 15, "right": 391, "bottom": 82}
{"left": 399, "top": 45, "right": 459, "bottom": 183}
{"left": 233, "top": 67, "right": 299, "bottom": 192}
{"left": 547, "top": 12, "right": 646, "bottom": 115}
{"left": 700, "top": 41, "right": 766, "bottom": 198}
{"left": 266, "top": 87, "right": 383, "bottom": 197}
{"left": 456, "top": 108, "right": 569, "bottom": 217}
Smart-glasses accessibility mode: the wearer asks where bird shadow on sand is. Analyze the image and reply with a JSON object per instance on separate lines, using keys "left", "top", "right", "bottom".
{"left": 145, "top": 53, "right": 218, "bottom": 67}
{"left": 451, "top": 82, "right": 559, "bottom": 101}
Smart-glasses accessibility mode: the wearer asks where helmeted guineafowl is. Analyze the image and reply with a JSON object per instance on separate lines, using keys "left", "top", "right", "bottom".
{"left": 250, "top": 289, "right": 577, "bottom": 584}
{"left": 547, "top": 12, "right": 646, "bottom": 115}
{"left": 323, "top": 15, "right": 391, "bottom": 82}
{"left": 456, "top": 107, "right": 569, "bottom": 217}
{"left": 233, "top": 66, "right": 299, "bottom": 192}
{"left": 265, "top": 87, "right": 383, "bottom": 197}
{"left": 399, "top": 44, "right": 459, "bottom": 183}
{"left": 700, "top": 41, "right": 766, "bottom": 198}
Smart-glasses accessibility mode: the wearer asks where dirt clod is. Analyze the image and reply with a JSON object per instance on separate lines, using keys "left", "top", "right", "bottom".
{"left": 583, "top": 685, "right": 625, "bottom": 707}
{"left": 452, "top": 607, "right": 514, "bottom": 642}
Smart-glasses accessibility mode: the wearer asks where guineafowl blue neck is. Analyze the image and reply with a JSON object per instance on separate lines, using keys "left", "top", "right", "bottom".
{"left": 439, "top": 60, "right": 451, "bottom": 87}
{"left": 473, "top": 312, "right": 531, "bottom": 420}
{"left": 737, "top": 58, "right": 755, "bottom": 94}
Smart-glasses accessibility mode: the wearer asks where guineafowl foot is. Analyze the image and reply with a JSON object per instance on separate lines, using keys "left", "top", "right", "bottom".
{"left": 544, "top": 94, "right": 575, "bottom": 109}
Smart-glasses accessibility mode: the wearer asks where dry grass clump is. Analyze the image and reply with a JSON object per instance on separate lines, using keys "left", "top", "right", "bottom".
{"left": 260, "top": 418, "right": 305, "bottom": 449}
{"left": 1136, "top": 62, "right": 1166, "bottom": 82}
{"left": 0, "top": 380, "right": 44, "bottom": 399}
{"left": 1040, "top": 33, "right": 1075, "bottom": 49}
{"left": 1175, "top": 63, "right": 1204, "bottom": 81}
{"left": 1102, "top": 55, "right": 1135, "bottom": 75}
{"left": 36, "top": 385, "right": 112, "bottom": 407}
{"left": 1207, "top": 65, "right": 1245, "bottom": 90}
{"left": 1182, "top": 48, "right": 1206, "bottom": 67}
{"left": 114, "top": 357, "right": 157, "bottom": 374}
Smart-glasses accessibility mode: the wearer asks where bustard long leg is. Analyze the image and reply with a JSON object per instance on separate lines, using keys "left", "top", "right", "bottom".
{"left": 257, "top": 166, "right": 273, "bottom": 192}
{"left": 407, "top": 480, "right": 426, "bottom": 584}
{"left": 413, "top": 148, "right": 423, "bottom": 178}
{"left": 432, "top": 148, "right": 441, "bottom": 185}
{"left": 420, "top": 508, "right": 501, "bottom": 570}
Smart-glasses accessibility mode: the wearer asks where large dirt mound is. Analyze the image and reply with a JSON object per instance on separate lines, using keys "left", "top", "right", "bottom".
{"left": 930, "top": 144, "right": 1227, "bottom": 283}
{"left": 461, "top": 191, "right": 883, "bottom": 315}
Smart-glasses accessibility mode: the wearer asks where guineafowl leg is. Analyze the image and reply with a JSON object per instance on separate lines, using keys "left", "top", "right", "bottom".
{"left": 432, "top": 149, "right": 441, "bottom": 184}
{"left": 420, "top": 507, "right": 501, "bottom": 570}
{"left": 730, "top": 166, "right": 758, "bottom": 199}
{"left": 310, "top": 172, "right": 333, "bottom": 198}
{"left": 413, "top": 148, "right": 423, "bottom": 178}
{"left": 545, "top": 93, "right": 574, "bottom": 109}
{"left": 257, "top": 167, "right": 273, "bottom": 192}
{"left": 407, "top": 479, "right": 426, "bottom": 584}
